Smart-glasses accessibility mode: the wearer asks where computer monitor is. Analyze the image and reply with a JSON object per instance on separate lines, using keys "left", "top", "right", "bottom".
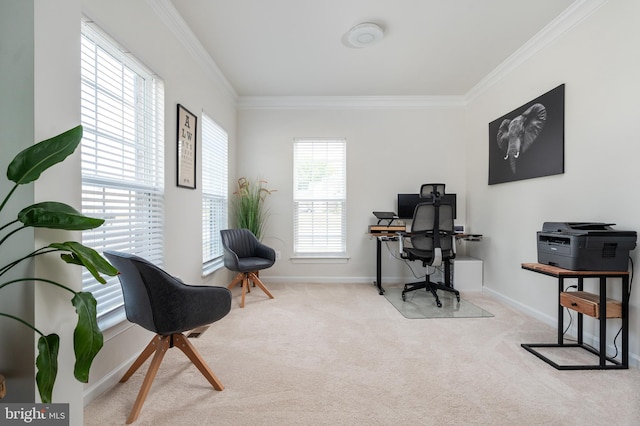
{"left": 397, "top": 193, "right": 457, "bottom": 219}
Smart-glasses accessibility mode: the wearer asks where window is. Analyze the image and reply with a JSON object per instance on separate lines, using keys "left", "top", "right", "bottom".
{"left": 201, "top": 113, "right": 228, "bottom": 275}
{"left": 80, "top": 19, "right": 165, "bottom": 329}
{"left": 293, "top": 138, "right": 347, "bottom": 257}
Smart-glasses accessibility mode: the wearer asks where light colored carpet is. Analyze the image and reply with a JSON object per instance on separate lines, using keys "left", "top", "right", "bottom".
{"left": 84, "top": 282, "right": 640, "bottom": 425}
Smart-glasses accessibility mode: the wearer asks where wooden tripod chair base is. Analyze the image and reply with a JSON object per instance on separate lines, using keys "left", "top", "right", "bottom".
{"left": 227, "top": 271, "right": 275, "bottom": 308}
{"left": 120, "top": 333, "right": 223, "bottom": 424}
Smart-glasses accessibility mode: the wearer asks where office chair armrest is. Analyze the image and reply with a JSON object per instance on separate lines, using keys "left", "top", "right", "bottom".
{"left": 431, "top": 247, "right": 443, "bottom": 267}
{"left": 400, "top": 231, "right": 429, "bottom": 238}
{"left": 396, "top": 231, "right": 407, "bottom": 254}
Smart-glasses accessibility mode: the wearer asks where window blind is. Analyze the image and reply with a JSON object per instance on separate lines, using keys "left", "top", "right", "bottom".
{"left": 201, "top": 113, "right": 228, "bottom": 274}
{"left": 293, "top": 138, "right": 347, "bottom": 256}
{"left": 80, "top": 19, "right": 165, "bottom": 328}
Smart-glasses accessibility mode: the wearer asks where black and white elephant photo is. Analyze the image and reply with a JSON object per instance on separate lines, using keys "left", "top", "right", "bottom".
{"left": 497, "top": 103, "right": 547, "bottom": 174}
{"left": 488, "top": 84, "right": 565, "bottom": 185}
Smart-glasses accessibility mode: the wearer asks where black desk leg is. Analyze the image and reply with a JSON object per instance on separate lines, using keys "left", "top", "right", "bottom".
{"left": 375, "top": 238, "right": 384, "bottom": 295}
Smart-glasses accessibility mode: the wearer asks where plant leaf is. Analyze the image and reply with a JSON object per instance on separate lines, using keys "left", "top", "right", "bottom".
{"left": 18, "top": 202, "right": 104, "bottom": 230}
{"left": 7, "top": 125, "right": 83, "bottom": 185}
{"left": 71, "top": 292, "right": 103, "bottom": 383}
{"left": 49, "top": 241, "right": 119, "bottom": 284}
{"left": 35, "top": 334, "right": 60, "bottom": 403}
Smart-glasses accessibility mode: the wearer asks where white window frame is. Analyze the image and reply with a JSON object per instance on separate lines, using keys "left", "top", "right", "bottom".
{"left": 201, "top": 112, "right": 228, "bottom": 275}
{"left": 293, "top": 138, "right": 347, "bottom": 259}
{"left": 80, "top": 18, "right": 165, "bottom": 330}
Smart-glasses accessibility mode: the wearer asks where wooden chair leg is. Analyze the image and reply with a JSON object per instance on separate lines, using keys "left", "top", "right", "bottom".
{"left": 120, "top": 334, "right": 225, "bottom": 424}
{"left": 125, "top": 335, "right": 171, "bottom": 424}
{"left": 121, "top": 335, "right": 164, "bottom": 383}
{"left": 173, "top": 334, "right": 224, "bottom": 390}
{"left": 248, "top": 272, "right": 275, "bottom": 299}
{"left": 230, "top": 271, "right": 274, "bottom": 308}
{"left": 227, "top": 273, "right": 244, "bottom": 290}
{"left": 240, "top": 274, "right": 249, "bottom": 308}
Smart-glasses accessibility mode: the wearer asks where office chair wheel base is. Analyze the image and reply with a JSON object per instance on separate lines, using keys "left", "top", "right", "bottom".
{"left": 436, "top": 300, "right": 442, "bottom": 308}
{"left": 402, "top": 293, "right": 406, "bottom": 301}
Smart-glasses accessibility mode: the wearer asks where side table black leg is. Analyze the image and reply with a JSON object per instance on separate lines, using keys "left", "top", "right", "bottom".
{"left": 557, "top": 277, "right": 564, "bottom": 344}
{"left": 599, "top": 277, "right": 607, "bottom": 368}
{"left": 577, "top": 278, "right": 583, "bottom": 346}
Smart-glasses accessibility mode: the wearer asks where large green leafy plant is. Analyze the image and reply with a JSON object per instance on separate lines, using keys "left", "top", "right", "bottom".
{"left": 0, "top": 125, "right": 118, "bottom": 403}
{"left": 232, "top": 177, "right": 276, "bottom": 240}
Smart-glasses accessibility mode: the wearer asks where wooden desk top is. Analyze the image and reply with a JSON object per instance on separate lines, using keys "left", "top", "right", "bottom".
{"left": 521, "top": 262, "right": 629, "bottom": 277}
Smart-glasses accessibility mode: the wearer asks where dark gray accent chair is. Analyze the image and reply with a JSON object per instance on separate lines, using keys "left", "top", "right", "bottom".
{"left": 399, "top": 184, "right": 460, "bottom": 307}
{"left": 220, "top": 228, "right": 276, "bottom": 308}
{"left": 104, "top": 250, "right": 232, "bottom": 424}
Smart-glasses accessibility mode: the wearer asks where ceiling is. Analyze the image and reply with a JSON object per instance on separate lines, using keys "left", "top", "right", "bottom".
{"left": 167, "top": 0, "right": 577, "bottom": 98}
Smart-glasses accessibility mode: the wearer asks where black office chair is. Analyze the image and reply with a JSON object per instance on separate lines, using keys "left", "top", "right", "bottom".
{"left": 104, "top": 251, "right": 232, "bottom": 424}
{"left": 220, "top": 228, "right": 276, "bottom": 308}
{"left": 399, "top": 183, "right": 460, "bottom": 307}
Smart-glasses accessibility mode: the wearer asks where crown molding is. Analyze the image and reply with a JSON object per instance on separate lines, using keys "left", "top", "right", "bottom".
{"left": 237, "top": 0, "right": 608, "bottom": 110}
{"left": 148, "top": 0, "right": 238, "bottom": 103}
{"left": 466, "top": 0, "right": 607, "bottom": 102}
{"left": 151, "top": 0, "right": 607, "bottom": 110}
{"left": 236, "top": 95, "right": 467, "bottom": 110}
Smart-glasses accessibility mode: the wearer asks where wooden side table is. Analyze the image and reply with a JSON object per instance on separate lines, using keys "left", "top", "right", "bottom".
{"left": 520, "top": 262, "right": 629, "bottom": 370}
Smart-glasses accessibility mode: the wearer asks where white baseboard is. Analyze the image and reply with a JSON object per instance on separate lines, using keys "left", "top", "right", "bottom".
{"left": 83, "top": 356, "right": 137, "bottom": 406}
{"left": 263, "top": 276, "right": 378, "bottom": 284}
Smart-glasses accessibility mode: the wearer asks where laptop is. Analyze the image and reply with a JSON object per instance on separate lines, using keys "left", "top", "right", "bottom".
{"left": 372, "top": 211, "right": 398, "bottom": 220}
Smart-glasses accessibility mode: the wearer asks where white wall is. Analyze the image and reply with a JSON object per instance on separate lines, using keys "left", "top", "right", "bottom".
{"left": 464, "top": 0, "right": 640, "bottom": 363}
{"left": 238, "top": 0, "right": 640, "bottom": 367}
{"left": 77, "top": 0, "right": 238, "bottom": 413}
{"left": 32, "top": 0, "right": 84, "bottom": 417}
{"left": 0, "top": 0, "right": 36, "bottom": 403}
{"left": 237, "top": 107, "right": 467, "bottom": 283}
{"left": 9, "top": 0, "right": 640, "bottom": 422}
{"left": 22, "top": 0, "right": 238, "bottom": 423}
{"left": 79, "top": 0, "right": 238, "bottom": 282}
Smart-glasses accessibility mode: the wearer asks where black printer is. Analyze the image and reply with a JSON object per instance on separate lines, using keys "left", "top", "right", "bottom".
{"left": 537, "top": 222, "right": 636, "bottom": 271}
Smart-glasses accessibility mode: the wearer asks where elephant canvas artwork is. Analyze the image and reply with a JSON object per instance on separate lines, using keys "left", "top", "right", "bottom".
{"left": 488, "top": 84, "right": 564, "bottom": 185}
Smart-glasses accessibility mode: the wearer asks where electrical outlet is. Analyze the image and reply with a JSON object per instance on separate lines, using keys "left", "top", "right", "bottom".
{"left": 275, "top": 250, "right": 281, "bottom": 260}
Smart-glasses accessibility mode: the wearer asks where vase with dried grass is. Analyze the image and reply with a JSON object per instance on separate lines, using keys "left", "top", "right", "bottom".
{"left": 232, "top": 177, "right": 276, "bottom": 240}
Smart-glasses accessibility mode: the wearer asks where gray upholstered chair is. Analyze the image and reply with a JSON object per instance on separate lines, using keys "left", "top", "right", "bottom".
{"left": 104, "top": 250, "right": 232, "bottom": 424}
{"left": 220, "top": 228, "right": 276, "bottom": 308}
{"left": 399, "top": 184, "right": 460, "bottom": 307}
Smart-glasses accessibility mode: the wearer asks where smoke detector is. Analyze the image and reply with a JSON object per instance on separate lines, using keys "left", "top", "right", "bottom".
{"left": 344, "top": 22, "right": 384, "bottom": 48}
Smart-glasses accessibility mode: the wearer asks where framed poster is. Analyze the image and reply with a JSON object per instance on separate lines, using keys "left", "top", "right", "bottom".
{"left": 177, "top": 104, "right": 197, "bottom": 189}
{"left": 488, "top": 84, "right": 565, "bottom": 185}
